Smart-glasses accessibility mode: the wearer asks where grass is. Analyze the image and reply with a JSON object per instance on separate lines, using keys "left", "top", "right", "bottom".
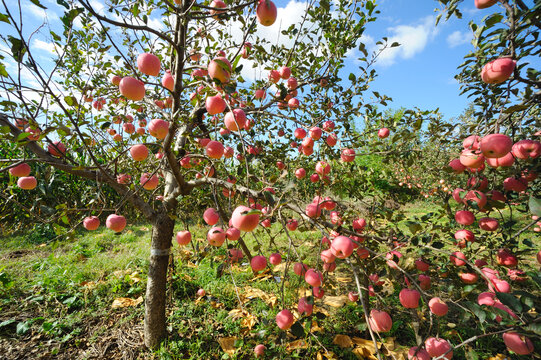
{"left": 0, "top": 202, "right": 539, "bottom": 359}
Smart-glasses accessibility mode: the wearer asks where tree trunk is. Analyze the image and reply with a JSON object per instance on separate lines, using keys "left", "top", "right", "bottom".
{"left": 144, "top": 213, "right": 175, "bottom": 348}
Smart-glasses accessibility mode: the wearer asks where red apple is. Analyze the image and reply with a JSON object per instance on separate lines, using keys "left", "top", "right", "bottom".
{"left": 203, "top": 208, "right": 220, "bottom": 226}
{"left": 448, "top": 159, "right": 466, "bottom": 173}
{"left": 425, "top": 337, "right": 453, "bottom": 360}
{"left": 256, "top": 0, "right": 277, "bottom": 26}
{"left": 251, "top": 255, "right": 267, "bottom": 272}
{"left": 399, "top": 288, "right": 420, "bottom": 308}
{"left": 137, "top": 53, "right": 161, "bottom": 76}
{"left": 330, "top": 236, "right": 353, "bottom": 259}
{"left": 450, "top": 251, "right": 467, "bottom": 266}
{"left": 481, "top": 57, "right": 516, "bottom": 84}
{"left": 286, "top": 218, "right": 298, "bottom": 231}
{"left": 479, "top": 217, "right": 499, "bottom": 231}
{"left": 480, "top": 134, "right": 513, "bottom": 158}
{"left": 254, "top": 344, "right": 266, "bottom": 358}
{"left": 463, "top": 135, "right": 481, "bottom": 150}
{"left": 9, "top": 163, "right": 31, "bottom": 177}
{"left": 106, "top": 214, "right": 126, "bottom": 232}
{"left": 269, "top": 253, "right": 282, "bottom": 265}
{"left": 83, "top": 216, "right": 100, "bottom": 231}
{"left": 224, "top": 109, "right": 246, "bottom": 131}
{"left": 119, "top": 76, "right": 145, "bottom": 101}
{"left": 140, "top": 172, "right": 159, "bottom": 190}
{"left": 207, "top": 227, "right": 226, "bottom": 246}
{"left": 378, "top": 127, "right": 390, "bottom": 139}
{"left": 502, "top": 332, "right": 534, "bottom": 355}
{"left": 130, "top": 144, "right": 149, "bottom": 161}
{"left": 408, "top": 347, "right": 430, "bottom": 360}
{"left": 460, "top": 150, "right": 485, "bottom": 168}
{"left": 231, "top": 205, "right": 260, "bottom": 232}
{"left": 475, "top": 0, "right": 497, "bottom": 9}
{"left": 276, "top": 309, "right": 294, "bottom": 330}
{"left": 368, "top": 309, "right": 392, "bottom": 333}
{"left": 512, "top": 139, "right": 541, "bottom": 159}
{"left": 176, "top": 230, "right": 191, "bottom": 245}
{"left": 305, "top": 269, "right": 323, "bottom": 287}
{"left": 208, "top": 57, "right": 232, "bottom": 83}
{"left": 205, "top": 94, "right": 226, "bottom": 115}
{"left": 341, "top": 148, "right": 355, "bottom": 162}
{"left": 429, "top": 297, "right": 448, "bottom": 316}
{"left": 17, "top": 176, "right": 37, "bottom": 190}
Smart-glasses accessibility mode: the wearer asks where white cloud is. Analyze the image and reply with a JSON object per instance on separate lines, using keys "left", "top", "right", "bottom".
{"left": 375, "top": 16, "right": 438, "bottom": 67}
{"left": 27, "top": 4, "right": 57, "bottom": 22}
{"left": 446, "top": 30, "right": 472, "bottom": 48}
{"left": 32, "top": 39, "right": 57, "bottom": 55}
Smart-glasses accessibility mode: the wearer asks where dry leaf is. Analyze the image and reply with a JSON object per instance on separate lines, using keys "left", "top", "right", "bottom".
{"left": 273, "top": 262, "right": 286, "bottom": 273}
{"left": 111, "top": 296, "right": 143, "bottom": 309}
{"left": 210, "top": 301, "right": 224, "bottom": 309}
{"left": 352, "top": 337, "right": 377, "bottom": 353}
{"left": 310, "top": 320, "right": 324, "bottom": 333}
{"left": 250, "top": 268, "right": 273, "bottom": 282}
{"left": 323, "top": 295, "right": 348, "bottom": 307}
{"left": 335, "top": 276, "right": 352, "bottom": 283}
{"left": 352, "top": 346, "right": 377, "bottom": 360}
{"left": 239, "top": 286, "right": 278, "bottom": 307}
{"left": 228, "top": 309, "right": 257, "bottom": 332}
{"left": 333, "top": 334, "right": 353, "bottom": 348}
{"left": 218, "top": 336, "right": 237, "bottom": 355}
{"left": 381, "top": 278, "right": 395, "bottom": 296}
{"left": 317, "top": 350, "right": 338, "bottom": 360}
{"left": 486, "top": 354, "right": 509, "bottom": 360}
{"left": 286, "top": 339, "right": 309, "bottom": 352}
{"left": 313, "top": 306, "right": 329, "bottom": 316}
{"left": 381, "top": 337, "right": 396, "bottom": 351}
{"left": 129, "top": 272, "right": 141, "bottom": 283}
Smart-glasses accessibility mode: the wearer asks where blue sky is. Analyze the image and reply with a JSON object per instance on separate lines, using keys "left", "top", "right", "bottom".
{"left": 2, "top": 0, "right": 537, "bottom": 122}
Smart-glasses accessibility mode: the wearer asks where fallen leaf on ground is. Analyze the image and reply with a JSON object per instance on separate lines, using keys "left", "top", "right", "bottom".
{"left": 228, "top": 308, "right": 257, "bottom": 332}
{"left": 218, "top": 336, "right": 236, "bottom": 355}
{"left": 310, "top": 320, "right": 324, "bottom": 333}
{"left": 352, "top": 337, "right": 377, "bottom": 353}
{"left": 333, "top": 334, "right": 353, "bottom": 348}
{"left": 129, "top": 272, "right": 141, "bottom": 283}
{"left": 486, "top": 354, "right": 509, "bottom": 360}
{"left": 335, "top": 276, "right": 352, "bottom": 283}
{"left": 286, "top": 339, "right": 309, "bottom": 352}
{"left": 317, "top": 350, "right": 338, "bottom": 360}
{"left": 323, "top": 295, "right": 348, "bottom": 307}
{"left": 111, "top": 296, "right": 143, "bottom": 309}
{"left": 239, "top": 286, "right": 277, "bottom": 307}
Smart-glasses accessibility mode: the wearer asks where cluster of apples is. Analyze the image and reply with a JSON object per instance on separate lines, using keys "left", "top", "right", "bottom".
{"left": 82, "top": 214, "right": 127, "bottom": 233}
{"left": 291, "top": 121, "right": 337, "bottom": 158}
{"left": 9, "top": 162, "right": 37, "bottom": 190}
{"left": 207, "top": 0, "right": 276, "bottom": 26}
{"left": 266, "top": 66, "right": 300, "bottom": 110}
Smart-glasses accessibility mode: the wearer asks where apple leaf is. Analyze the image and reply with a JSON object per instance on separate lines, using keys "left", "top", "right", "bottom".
{"left": 528, "top": 195, "right": 541, "bottom": 216}
{"left": 495, "top": 292, "right": 522, "bottom": 313}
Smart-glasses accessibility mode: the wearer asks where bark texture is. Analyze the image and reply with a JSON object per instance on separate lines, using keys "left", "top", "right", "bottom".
{"left": 144, "top": 213, "right": 175, "bottom": 348}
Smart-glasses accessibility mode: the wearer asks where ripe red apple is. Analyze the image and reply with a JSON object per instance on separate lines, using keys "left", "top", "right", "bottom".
{"left": 478, "top": 292, "right": 496, "bottom": 306}
{"left": 137, "top": 53, "right": 161, "bottom": 76}
{"left": 305, "top": 203, "right": 321, "bottom": 218}
{"left": 47, "top": 141, "right": 66, "bottom": 157}
{"left": 148, "top": 119, "right": 169, "bottom": 140}
{"left": 119, "top": 76, "right": 145, "bottom": 101}
{"left": 130, "top": 144, "right": 149, "bottom": 161}
{"left": 269, "top": 253, "right": 282, "bottom": 265}
{"left": 83, "top": 216, "right": 100, "bottom": 231}
{"left": 341, "top": 148, "right": 355, "bottom": 162}
{"left": 286, "top": 218, "right": 298, "bottom": 231}
{"left": 205, "top": 94, "right": 226, "bottom": 115}
{"left": 309, "top": 126, "right": 322, "bottom": 140}
{"left": 294, "top": 128, "right": 306, "bottom": 139}
{"left": 208, "top": 57, "right": 232, "bottom": 83}
{"left": 459, "top": 272, "right": 478, "bottom": 284}
{"left": 368, "top": 309, "right": 392, "bottom": 333}
{"left": 278, "top": 66, "right": 291, "bottom": 79}
{"left": 475, "top": 0, "right": 497, "bottom": 9}
{"left": 481, "top": 57, "right": 516, "bottom": 84}
{"left": 251, "top": 255, "right": 267, "bottom": 272}
{"left": 206, "top": 140, "right": 225, "bottom": 159}
{"left": 496, "top": 249, "right": 518, "bottom": 267}
{"left": 176, "top": 230, "right": 191, "bottom": 245}
{"left": 326, "top": 133, "right": 338, "bottom": 146}
{"left": 207, "top": 227, "right": 226, "bottom": 246}
{"left": 378, "top": 127, "right": 390, "bottom": 139}
{"left": 203, "top": 208, "right": 220, "bottom": 226}
{"left": 419, "top": 274, "right": 431, "bottom": 290}
{"left": 491, "top": 278, "right": 511, "bottom": 293}
{"left": 231, "top": 205, "right": 260, "bottom": 232}
{"left": 288, "top": 98, "right": 299, "bottom": 109}
{"left": 460, "top": 150, "right": 485, "bottom": 168}
{"left": 254, "top": 344, "right": 266, "bottom": 358}
{"left": 512, "top": 139, "right": 541, "bottom": 159}
{"left": 455, "top": 229, "right": 475, "bottom": 244}
{"left": 9, "top": 163, "right": 31, "bottom": 177}
{"left": 330, "top": 236, "right": 353, "bottom": 259}
{"left": 463, "top": 135, "right": 481, "bottom": 150}
{"left": 425, "top": 337, "right": 453, "bottom": 360}
{"left": 450, "top": 251, "right": 467, "bottom": 266}
{"left": 106, "top": 214, "right": 127, "bottom": 232}
{"left": 448, "top": 159, "right": 466, "bottom": 174}
{"left": 140, "top": 173, "right": 159, "bottom": 190}
{"left": 415, "top": 259, "right": 430, "bottom": 272}
{"left": 408, "top": 346, "right": 430, "bottom": 360}
{"left": 486, "top": 152, "right": 515, "bottom": 168}
{"left": 479, "top": 134, "right": 513, "bottom": 158}
{"left": 293, "top": 262, "right": 308, "bottom": 276}
{"left": 502, "top": 332, "right": 534, "bottom": 355}
{"left": 256, "top": 0, "right": 277, "bottom": 26}
{"left": 399, "top": 288, "right": 420, "bottom": 308}
{"left": 429, "top": 297, "right": 448, "bottom": 316}
{"left": 17, "top": 176, "right": 37, "bottom": 190}
{"left": 503, "top": 177, "right": 528, "bottom": 192}
{"left": 224, "top": 109, "right": 247, "bottom": 132}
{"left": 315, "top": 161, "right": 331, "bottom": 175}
{"left": 197, "top": 288, "right": 206, "bottom": 297}
{"left": 464, "top": 190, "right": 487, "bottom": 208}
{"left": 479, "top": 217, "right": 499, "bottom": 231}
{"left": 305, "top": 269, "right": 323, "bottom": 287}
{"left": 455, "top": 210, "right": 475, "bottom": 225}
{"left": 209, "top": 0, "right": 226, "bottom": 18}
{"left": 276, "top": 309, "right": 294, "bottom": 330}
{"left": 298, "top": 296, "right": 313, "bottom": 316}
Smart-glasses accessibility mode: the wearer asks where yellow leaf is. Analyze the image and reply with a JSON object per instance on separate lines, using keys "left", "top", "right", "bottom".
{"left": 111, "top": 296, "right": 143, "bottom": 309}
{"left": 323, "top": 295, "right": 348, "bottom": 307}
{"left": 485, "top": 353, "right": 507, "bottom": 360}
{"left": 286, "top": 339, "right": 309, "bottom": 352}
{"left": 239, "top": 286, "right": 277, "bottom": 307}
{"left": 218, "top": 336, "right": 237, "bottom": 355}
{"left": 352, "top": 346, "right": 377, "bottom": 360}
{"left": 381, "top": 278, "right": 394, "bottom": 296}
{"left": 335, "top": 276, "right": 352, "bottom": 283}
{"left": 273, "top": 262, "right": 286, "bottom": 273}
{"left": 352, "top": 337, "right": 377, "bottom": 353}
{"left": 333, "top": 334, "right": 353, "bottom": 348}
{"left": 310, "top": 320, "right": 324, "bottom": 333}
{"left": 129, "top": 271, "right": 141, "bottom": 283}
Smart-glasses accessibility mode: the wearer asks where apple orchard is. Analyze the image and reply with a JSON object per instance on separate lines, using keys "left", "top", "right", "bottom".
{"left": 0, "top": 0, "right": 540, "bottom": 358}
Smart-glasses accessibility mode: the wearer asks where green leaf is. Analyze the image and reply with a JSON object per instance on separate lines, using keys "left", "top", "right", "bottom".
{"left": 0, "top": 13, "right": 10, "bottom": 24}
{"left": 529, "top": 196, "right": 541, "bottom": 216}
{"left": 64, "top": 96, "right": 78, "bottom": 107}
{"left": 495, "top": 292, "right": 522, "bottom": 313}
{"left": 30, "top": 0, "right": 47, "bottom": 9}
{"left": 390, "top": 42, "right": 400, "bottom": 47}
{"left": 524, "top": 323, "right": 541, "bottom": 336}
{"left": 0, "top": 63, "right": 7, "bottom": 77}
{"left": 8, "top": 36, "right": 26, "bottom": 63}
{"left": 16, "top": 320, "right": 32, "bottom": 335}
{"left": 0, "top": 319, "right": 16, "bottom": 328}
{"left": 290, "top": 321, "right": 304, "bottom": 337}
